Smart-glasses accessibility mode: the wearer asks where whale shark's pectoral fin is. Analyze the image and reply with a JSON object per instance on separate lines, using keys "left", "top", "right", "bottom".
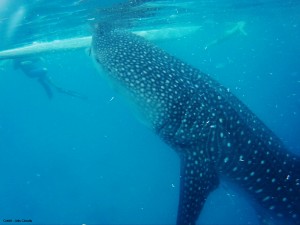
{"left": 177, "top": 151, "right": 219, "bottom": 225}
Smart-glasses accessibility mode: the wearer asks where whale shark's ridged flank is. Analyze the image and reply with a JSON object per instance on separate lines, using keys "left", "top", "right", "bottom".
{"left": 91, "top": 23, "right": 300, "bottom": 225}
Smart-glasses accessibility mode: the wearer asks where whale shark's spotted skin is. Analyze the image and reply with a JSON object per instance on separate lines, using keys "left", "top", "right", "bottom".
{"left": 92, "top": 24, "right": 300, "bottom": 225}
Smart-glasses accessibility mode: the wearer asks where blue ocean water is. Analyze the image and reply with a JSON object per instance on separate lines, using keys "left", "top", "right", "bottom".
{"left": 0, "top": 0, "right": 299, "bottom": 224}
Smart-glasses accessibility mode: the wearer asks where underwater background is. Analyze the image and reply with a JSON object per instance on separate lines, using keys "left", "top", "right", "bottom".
{"left": 0, "top": 0, "right": 299, "bottom": 224}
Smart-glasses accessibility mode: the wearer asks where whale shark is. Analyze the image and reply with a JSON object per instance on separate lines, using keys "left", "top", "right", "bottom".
{"left": 91, "top": 23, "right": 300, "bottom": 225}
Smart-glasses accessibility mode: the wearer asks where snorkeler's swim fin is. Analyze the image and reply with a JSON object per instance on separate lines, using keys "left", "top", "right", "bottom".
{"left": 46, "top": 76, "right": 88, "bottom": 100}
{"left": 38, "top": 77, "right": 54, "bottom": 99}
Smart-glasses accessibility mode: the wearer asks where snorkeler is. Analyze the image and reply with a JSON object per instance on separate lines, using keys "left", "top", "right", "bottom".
{"left": 14, "top": 57, "right": 86, "bottom": 99}
{"left": 205, "top": 21, "right": 247, "bottom": 49}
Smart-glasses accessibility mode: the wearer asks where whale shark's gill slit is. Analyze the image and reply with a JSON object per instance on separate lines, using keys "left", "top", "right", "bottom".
{"left": 91, "top": 23, "right": 300, "bottom": 225}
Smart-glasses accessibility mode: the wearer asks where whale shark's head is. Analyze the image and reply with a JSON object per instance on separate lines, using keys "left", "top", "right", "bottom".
{"left": 91, "top": 23, "right": 197, "bottom": 132}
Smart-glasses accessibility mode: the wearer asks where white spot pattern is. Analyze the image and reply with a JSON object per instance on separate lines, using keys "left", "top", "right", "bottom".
{"left": 92, "top": 25, "right": 300, "bottom": 225}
